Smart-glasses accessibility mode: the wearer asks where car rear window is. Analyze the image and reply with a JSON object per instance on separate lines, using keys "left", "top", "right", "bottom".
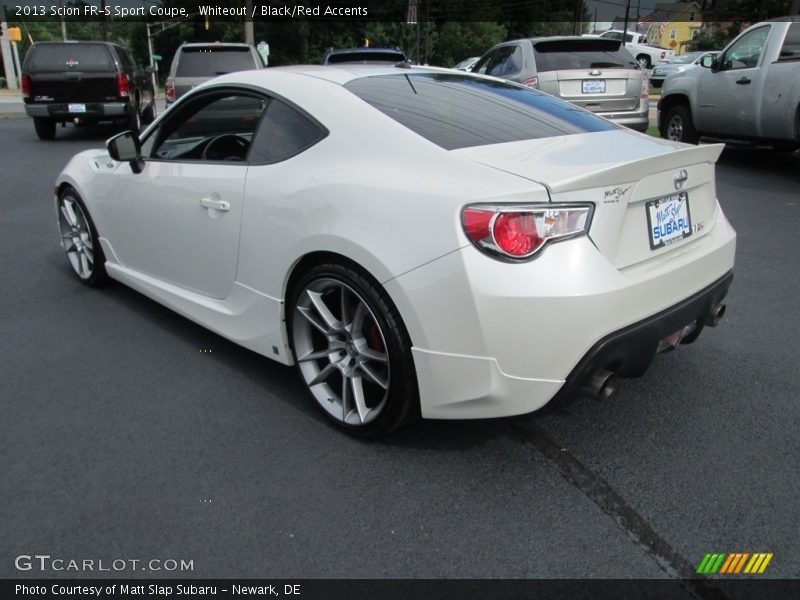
{"left": 532, "top": 39, "right": 638, "bottom": 71}
{"left": 326, "top": 51, "right": 405, "bottom": 64}
{"left": 26, "top": 43, "right": 115, "bottom": 72}
{"left": 344, "top": 73, "right": 615, "bottom": 150}
{"left": 176, "top": 47, "right": 258, "bottom": 77}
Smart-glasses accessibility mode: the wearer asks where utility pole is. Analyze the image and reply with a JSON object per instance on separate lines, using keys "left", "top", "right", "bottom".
{"left": 245, "top": 0, "right": 254, "bottom": 44}
{"left": 622, "top": 0, "right": 631, "bottom": 46}
{"left": 0, "top": 5, "right": 18, "bottom": 89}
{"left": 58, "top": 0, "right": 67, "bottom": 40}
{"left": 100, "top": 0, "right": 108, "bottom": 41}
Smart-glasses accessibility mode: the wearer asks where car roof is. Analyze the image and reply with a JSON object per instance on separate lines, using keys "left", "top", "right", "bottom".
{"left": 179, "top": 42, "right": 253, "bottom": 49}
{"left": 249, "top": 64, "right": 450, "bottom": 85}
{"left": 326, "top": 47, "right": 403, "bottom": 54}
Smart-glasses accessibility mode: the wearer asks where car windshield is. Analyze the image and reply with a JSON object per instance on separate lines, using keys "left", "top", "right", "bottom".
{"left": 344, "top": 72, "right": 615, "bottom": 150}
{"left": 176, "top": 47, "right": 257, "bottom": 77}
{"left": 532, "top": 39, "right": 638, "bottom": 71}
{"left": 27, "top": 44, "right": 115, "bottom": 72}
{"left": 670, "top": 53, "right": 701, "bottom": 64}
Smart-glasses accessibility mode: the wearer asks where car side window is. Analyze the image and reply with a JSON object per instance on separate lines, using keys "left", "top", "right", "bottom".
{"left": 778, "top": 23, "right": 800, "bottom": 61}
{"left": 249, "top": 99, "right": 326, "bottom": 164}
{"left": 721, "top": 26, "right": 770, "bottom": 70}
{"left": 475, "top": 45, "right": 522, "bottom": 77}
{"left": 143, "top": 92, "right": 268, "bottom": 162}
{"left": 472, "top": 48, "right": 500, "bottom": 75}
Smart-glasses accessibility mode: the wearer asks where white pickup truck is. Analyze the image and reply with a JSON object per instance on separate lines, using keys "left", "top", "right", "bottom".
{"left": 587, "top": 30, "right": 675, "bottom": 68}
{"left": 658, "top": 17, "right": 800, "bottom": 151}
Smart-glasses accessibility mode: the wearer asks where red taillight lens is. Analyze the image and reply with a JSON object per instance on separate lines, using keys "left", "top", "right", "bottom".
{"left": 116, "top": 73, "right": 130, "bottom": 97}
{"left": 21, "top": 74, "right": 31, "bottom": 98}
{"left": 165, "top": 79, "right": 175, "bottom": 101}
{"left": 461, "top": 204, "right": 593, "bottom": 260}
{"left": 521, "top": 77, "right": 538, "bottom": 87}
{"left": 493, "top": 212, "right": 542, "bottom": 256}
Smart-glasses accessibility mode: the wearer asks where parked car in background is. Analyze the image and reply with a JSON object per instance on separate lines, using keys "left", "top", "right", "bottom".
{"left": 473, "top": 37, "right": 649, "bottom": 131}
{"left": 650, "top": 51, "right": 719, "bottom": 87}
{"left": 166, "top": 42, "right": 264, "bottom": 105}
{"left": 54, "top": 65, "right": 735, "bottom": 434}
{"left": 321, "top": 47, "right": 407, "bottom": 64}
{"left": 659, "top": 17, "right": 800, "bottom": 150}
{"left": 585, "top": 29, "right": 675, "bottom": 68}
{"left": 453, "top": 56, "right": 479, "bottom": 71}
{"left": 22, "top": 41, "right": 155, "bottom": 140}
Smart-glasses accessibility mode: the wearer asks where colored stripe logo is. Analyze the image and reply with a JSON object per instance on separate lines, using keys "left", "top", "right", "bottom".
{"left": 697, "top": 552, "right": 773, "bottom": 574}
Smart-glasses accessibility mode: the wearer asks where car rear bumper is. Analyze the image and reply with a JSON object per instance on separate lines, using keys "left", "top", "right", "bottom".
{"left": 25, "top": 102, "right": 129, "bottom": 120}
{"left": 599, "top": 111, "right": 650, "bottom": 132}
{"left": 387, "top": 204, "right": 736, "bottom": 419}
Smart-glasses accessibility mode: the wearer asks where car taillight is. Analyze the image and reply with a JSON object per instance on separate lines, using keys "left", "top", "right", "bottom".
{"left": 116, "top": 73, "right": 130, "bottom": 97}
{"left": 461, "top": 204, "right": 593, "bottom": 260}
{"left": 165, "top": 79, "right": 176, "bottom": 102}
{"left": 521, "top": 77, "right": 538, "bottom": 88}
{"left": 21, "top": 74, "right": 31, "bottom": 98}
{"left": 660, "top": 51, "right": 666, "bottom": 59}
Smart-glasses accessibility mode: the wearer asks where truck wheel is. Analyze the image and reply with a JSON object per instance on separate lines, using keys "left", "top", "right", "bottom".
{"left": 637, "top": 55, "right": 651, "bottom": 69}
{"left": 33, "top": 117, "right": 56, "bottom": 140}
{"left": 664, "top": 105, "right": 699, "bottom": 144}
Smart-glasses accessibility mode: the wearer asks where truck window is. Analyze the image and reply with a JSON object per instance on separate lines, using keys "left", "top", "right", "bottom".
{"left": 778, "top": 23, "right": 800, "bottom": 61}
{"left": 721, "top": 26, "right": 770, "bottom": 70}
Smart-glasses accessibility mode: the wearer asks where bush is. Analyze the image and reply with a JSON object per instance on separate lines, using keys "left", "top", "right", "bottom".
{"left": 0, "top": 77, "right": 6, "bottom": 88}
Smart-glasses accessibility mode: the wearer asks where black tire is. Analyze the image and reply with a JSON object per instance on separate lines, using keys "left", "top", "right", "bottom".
{"left": 663, "top": 104, "right": 699, "bottom": 144}
{"left": 57, "top": 187, "right": 109, "bottom": 287}
{"left": 288, "top": 261, "right": 419, "bottom": 436}
{"left": 33, "top": 117, "right": 56, "bottom": 140}
{"left": 637, "top": 54, "right": 651, "bottom": 69}
{"left": 142, "top": 100, "right": 156, "bottom": 125}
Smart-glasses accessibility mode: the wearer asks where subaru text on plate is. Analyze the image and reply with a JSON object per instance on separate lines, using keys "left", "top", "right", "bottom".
{"left": 54, "top": 65, "right": 736, "bottom": 435}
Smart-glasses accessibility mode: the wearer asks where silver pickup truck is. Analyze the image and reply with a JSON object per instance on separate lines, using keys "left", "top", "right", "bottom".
{"left": 658, "top": 17, "right": 800, "bottom": 150}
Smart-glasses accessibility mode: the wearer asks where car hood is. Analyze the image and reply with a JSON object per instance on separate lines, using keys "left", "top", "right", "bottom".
{"left": 451, "top": 130, "right": 722, "bottom": 193}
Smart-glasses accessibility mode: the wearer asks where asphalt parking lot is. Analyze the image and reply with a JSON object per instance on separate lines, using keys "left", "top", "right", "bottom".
{"left": 1, "top": 117, "right": 798, "bottom": 588}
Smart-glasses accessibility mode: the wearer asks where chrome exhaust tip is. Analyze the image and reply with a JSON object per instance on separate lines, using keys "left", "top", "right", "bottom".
{"left": 706, "top": 303, "right": 726, "bottom": 328}
{"left": 583, "top": 369, "right": 617, "bottom": 400}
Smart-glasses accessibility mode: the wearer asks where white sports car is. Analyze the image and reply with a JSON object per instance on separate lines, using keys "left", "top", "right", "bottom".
{"left": 55, "top": 65, "right": 736, "bottom": 435}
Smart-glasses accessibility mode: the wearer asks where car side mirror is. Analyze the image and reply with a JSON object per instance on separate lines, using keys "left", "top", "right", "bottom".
{"left": 107, "top": 130, "right": 144, "bottom": 173}
{"left": 709, "top": 57, "right": 721, "bottom": 72}
{"left": 700, "top": 55, "right": 715, "bottom": 68}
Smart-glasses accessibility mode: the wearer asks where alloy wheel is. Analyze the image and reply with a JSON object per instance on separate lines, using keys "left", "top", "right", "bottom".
{"left": 292, "top": 278, "right": 390, "bottom": 426}
{"left": 667, "top": 115, "right": 684, "bottom": 141}
{"left": 58, "top": 194, "right": 95, "bottom": 280}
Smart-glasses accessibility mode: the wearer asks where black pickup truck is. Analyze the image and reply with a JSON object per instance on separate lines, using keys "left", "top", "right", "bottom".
{"left": 22, "top": 41, "right": 155, "bottom": 140}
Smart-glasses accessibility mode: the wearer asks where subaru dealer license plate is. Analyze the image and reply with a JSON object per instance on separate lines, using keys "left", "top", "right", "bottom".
{"left": 582, "top": 80, "right": 605, "bottom": 94}
{"left": 646, "top": 192, "right": 692, "bottom": 250}
{"left": 68, "top": 103, "right": 86, "bottom": 113}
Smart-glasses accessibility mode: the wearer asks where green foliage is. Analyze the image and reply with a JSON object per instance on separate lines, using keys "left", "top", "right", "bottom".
{"left": 0, "top": 76, "right": 6, "bottom": 88}
{"left": 435, "top": 22, "right": 506, "bottom": 67}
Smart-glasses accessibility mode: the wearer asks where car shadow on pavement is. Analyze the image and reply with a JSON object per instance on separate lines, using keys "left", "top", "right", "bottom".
{"left": 48, "top": 121, "right": 130, "bottom": 142}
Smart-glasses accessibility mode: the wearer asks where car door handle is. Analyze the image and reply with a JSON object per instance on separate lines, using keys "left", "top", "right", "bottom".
{"left": 200, "top": 197, "right": 230, "bottom": 212}
{"left": 736, "top": 77, "right": 751, "bottom": 84}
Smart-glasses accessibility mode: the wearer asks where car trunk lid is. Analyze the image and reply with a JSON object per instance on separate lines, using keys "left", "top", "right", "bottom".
{"left": 453, "top": 130, "right": 725, "bottom": 270}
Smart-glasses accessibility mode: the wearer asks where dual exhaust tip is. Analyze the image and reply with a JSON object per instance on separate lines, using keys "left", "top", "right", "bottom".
{"left": 582, "top": 302, "right": 726, "bottom": 401}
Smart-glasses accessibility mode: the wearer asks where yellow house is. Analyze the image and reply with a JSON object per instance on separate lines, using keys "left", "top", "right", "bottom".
{"left": 646, "top": 2, "right": 703, "bottom": 54}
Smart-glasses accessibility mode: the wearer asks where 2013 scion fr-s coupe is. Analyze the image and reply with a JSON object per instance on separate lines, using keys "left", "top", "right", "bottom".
{"left": 54, "top": 65, "right": 736, "bottom": 435}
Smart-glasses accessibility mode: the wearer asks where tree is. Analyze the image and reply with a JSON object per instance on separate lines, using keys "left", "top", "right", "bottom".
{"left": 434, "top": 22, "right": 507, "bottom": 66}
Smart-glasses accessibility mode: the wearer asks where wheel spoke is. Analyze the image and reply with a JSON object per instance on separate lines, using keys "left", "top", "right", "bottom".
{"left": 297, "top": 306, "right": 329, "bottom": 335}
{"left": 306, "top": 290, "right": 341, "bottom": 332}
{"left": 341, "top": 375, "right": 351, "bottom": 421}
{"left": 83, "top": 245, "right": 94, "bottom": 263}
{"left": 308, "top": 361, "right": 337, "bottom": 387}
{"left": 359, "top": 347, "right": 387, "bottom": 363}
{"left": 60, "top": 203, "right": 78, "bottom": 227}
{"left": 350, "top": 300, "right": 366, "bottom": 336}
{"left": 340, "top": 286, "right": 351, "bottom": 326}
{"left": 360, "top": 362, "right": 388, "bottom": 390}
{"left": 350, "top": 376, "right": 369, "bottom": 423}
{"left": 297, "top": 348, "right": 332, "bottom": 363}
{"left": 79, "top": 252, "right": 90, "bottom": 277}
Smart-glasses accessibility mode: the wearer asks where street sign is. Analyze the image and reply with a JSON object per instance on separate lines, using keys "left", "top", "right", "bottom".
{"left": 7, "top": 27, "right": 21, "bottom": 42}
{"left": 152, "top": 54, "right": 162, "bottom": 61}
{"left": 257, "top": 41, "right": 269, "bottom": 66}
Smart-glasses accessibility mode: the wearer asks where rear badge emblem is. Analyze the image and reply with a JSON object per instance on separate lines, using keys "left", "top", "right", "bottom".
{"left": 674, "top": 169, "right": 688, "bottom": 190}
{"left": 589, "top": 69, "right": 602, "bottom": 76}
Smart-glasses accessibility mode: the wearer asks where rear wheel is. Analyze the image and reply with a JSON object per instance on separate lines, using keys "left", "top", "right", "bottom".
{"left": 57, "top": 188, "right": 109, "bottom": 287}
{"left": 288, "top": 262, "right": 419, "bottom": 436}
{"left": 637, "top": 55, "right": 651, "bottom": 69}
{"left": 33, "top": 117, "right": 56, "bottom": 140}
{"left": 663, "top": 104, "right": 699, "bottom": 144}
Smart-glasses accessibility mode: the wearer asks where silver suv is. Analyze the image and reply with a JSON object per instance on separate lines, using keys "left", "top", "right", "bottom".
{"left": 473, "top": 37, "right": 649, "bottom": 131}
{"left": 166, "top": 43, "right": 264, "bottom": 105}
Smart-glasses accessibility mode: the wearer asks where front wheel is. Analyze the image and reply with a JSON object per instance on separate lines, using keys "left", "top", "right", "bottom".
{"left": 57, "top": 188, "right": 109, "bottom": 287}
{"left": 288, "top": 262, "right": 419, "bottom": 436}
{"left": 663, "top": 105, "right": 699, "bottom": 144}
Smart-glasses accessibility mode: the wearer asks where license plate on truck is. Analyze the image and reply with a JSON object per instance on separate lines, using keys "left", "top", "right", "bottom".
{"left": 68, "top": 103, "right": 86, "bottom": 113}
{"left": 582, "top": 80, "right": 605, "bottom": 94}
{"left": 646, "top": 192, "right": 692, "bottom": 250}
